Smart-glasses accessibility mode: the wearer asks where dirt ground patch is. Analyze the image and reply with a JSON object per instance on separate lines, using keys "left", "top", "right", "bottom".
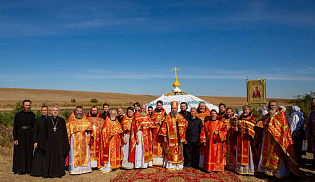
{"left": 0, "top": 147, "right": 314, "bottom": 182}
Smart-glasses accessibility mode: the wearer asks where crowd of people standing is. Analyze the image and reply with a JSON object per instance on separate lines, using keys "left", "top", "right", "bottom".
{"left": 12, "top": 99, "right": 315, "bottom": 179}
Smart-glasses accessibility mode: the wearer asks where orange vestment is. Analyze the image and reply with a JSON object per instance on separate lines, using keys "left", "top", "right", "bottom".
{"left": 236, "top": 112, "right": 255, "bottom": 171}
{"left": 66, "top": 112, "right": 92, "bottom": 167}
{"left": 129, "top": 112, "right": 155, "bottom": 163}
{"left": 196, "top": 106, "right": 211, "bottom": 158}
{"left": 254, "top": 109, "right": 300, "bottom": 176}
{"left": 151, "top": 108, "right": 167, "bottom": 163}
{"left": 86, "top": 110, "right": 104, "bottom": 164}
{"left": 98, "top": 117, "right": 124, "bottom": 169}
{"left": 159, "top": 113, "right": 188, "bottom": 165}
{"left": 221, "top": 114, "right": 238, "bottom": 167}
{"left": 200, "top": 119, "right": 227, "bottom": 172}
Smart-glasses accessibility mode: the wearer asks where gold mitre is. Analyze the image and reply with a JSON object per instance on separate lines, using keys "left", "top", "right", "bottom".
{"left": 171, "top": 101, "right": 179, "bottom": 108}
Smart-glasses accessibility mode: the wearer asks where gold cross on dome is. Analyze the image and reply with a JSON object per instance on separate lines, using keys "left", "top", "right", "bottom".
{"left": 172, "top": 67, "right": 180, "bottom": 79}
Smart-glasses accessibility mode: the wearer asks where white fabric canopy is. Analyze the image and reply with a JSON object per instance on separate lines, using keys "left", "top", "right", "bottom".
{"left": 146, "top": 94, "right": 218, "bottom": 114}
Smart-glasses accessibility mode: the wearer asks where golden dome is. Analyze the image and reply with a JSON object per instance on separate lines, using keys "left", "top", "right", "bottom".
{"left": 173, "top": 79, "right": 180, "bottom": 88}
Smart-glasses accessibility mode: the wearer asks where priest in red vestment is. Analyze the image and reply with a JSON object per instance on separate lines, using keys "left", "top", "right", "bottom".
{"left": 129, "top": 105, "right": 155, "bottom": 168}
{"left": 86, "top": 106, "right": 104, "bottom": 168}
{"left": 221, "top": 108, "right": 238, "bottom": 170}
{"left": 254, "top": 100, "right": 300, "bottom": 178}
{"left": 200, "top": 109, "right": 227, "bottom": 172}
{"left": 196, "top": 102, "right": 211, "bottom": 169}
{"left": 150, "top": 100, "right": 167, "bottom": 166}
{"left": 234, "top": 105, "right": 255, "bottom": 175}
{"left": 159, "top": 101, "right": 188, "bottom": 170}
{"left": 98, "top": 110, "right": 125, "bottom": 173}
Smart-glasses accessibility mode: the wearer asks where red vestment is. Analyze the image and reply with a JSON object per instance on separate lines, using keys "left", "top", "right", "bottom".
{"left": 86, "top": 110, "right": 104, "bottom": 164}
{"left": 221, "top": 114, "right": 238, "bottom": 167}
{"left": 151, "top": 108, "right": 167, "bottom": 163}
{"left": 129, "top": 112, "right": 155, "bottom": 163}
{"left": 196, "top": 106, "right": 211, "bottom": 158}
{"left": 98, "top": 117, "right": 124, "bottom": 170}
{"left": 254, "top": 109, "right": 300, "bottom": 177}
{"left": 236, "top": 112, "right": 255, "bottom": 172}
{"left": 200, "top": 119, "right": 227, "bottom": 172}
{"left": 159, "top": 113, "right": 188, "bottom": 166}
{"left": 66, "top": 112, "right": 92, "bottom": 167}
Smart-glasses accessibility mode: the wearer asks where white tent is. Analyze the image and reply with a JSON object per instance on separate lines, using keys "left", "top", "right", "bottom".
{"left": 146, "top": 94, "right": 219, "bottom": 114}
{"left": 146, "top": 67, "right": 219, "bottom": 114}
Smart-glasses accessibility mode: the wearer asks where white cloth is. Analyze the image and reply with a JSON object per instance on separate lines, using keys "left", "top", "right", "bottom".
{"left": 69, "top": 132, "right": 92, "bottom": 175}
{"left": 135, "top": 130, "right": 153, "bottom": 168}
{"left": 290, "top": 114, "right": 300, "bottom": 134}
{"left": 99, "top": 143, "right": 112, "bottom": 173}
{"left": 121, "top": 133, "right": 134, "bottom": 169}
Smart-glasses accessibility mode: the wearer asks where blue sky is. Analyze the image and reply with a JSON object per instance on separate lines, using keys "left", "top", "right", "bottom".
{"left": 0, "top": 0, "right": 314, "bottom": 98}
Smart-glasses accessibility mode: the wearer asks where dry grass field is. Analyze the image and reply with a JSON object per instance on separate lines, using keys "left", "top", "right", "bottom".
{"left": 0, "top": 88, "right": 293, "bottom": 112}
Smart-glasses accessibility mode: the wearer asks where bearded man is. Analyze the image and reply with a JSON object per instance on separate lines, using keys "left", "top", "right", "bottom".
{"left": 254, "top": 100, "right": 300, "bottom": 178}
{"left": 129, "top": 105, "right": 155, "bottom": 168}
{"left": 151, "top": 100, "right": 167, "bottom": 166}
{"left": 43, "top": 105, "right": 69, "bottom": 178}
{"left": 196, "top": 102, "right": 211, "bottom": 169}
{"left": 221, "top": 108, "right": 238, "bottom": 170}
{"left": 66, "top": 106, "right": 93, "bottom": 174}
{"left": 13, "top": 100, "right": 35, "bottom": 175}
{"left": 159, "top": 101, "right": 188, "bottom": 170}
{"left": 86, "top": 106, "right": 105, "bottom": 168}
{"left": 98, "top": 110, "right": 124, "bottom": 173}
{"left": 200, "top": 109, "right": 227, "bottom": 172}
{"left": 234, "top": 105, "right": 255, "bottom": 175}
{"left": 218, "top": 103, "right": 226, "bottom": 118}
{"left": 121, "top": 107, "right": 135, "bottom": 169}
{"left": 148, "top": 106, "right": 153, "bottom": 116}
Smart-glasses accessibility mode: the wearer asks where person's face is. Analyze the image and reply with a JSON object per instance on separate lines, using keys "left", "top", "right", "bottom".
{"left": 52, "top": 107, "right": 59, "bottom": 116}
{"left": 76, "top": 108, "right": 83, "bottom": 115}
{"left": 191, "top": 109, "right": 196, "bottom": 117}
{"left": 23, "top": 101, "right": 31, "bottom": 111}
{"left": 269, "top": 102, "right": 277, "bottom": 110}
{"left": 226, "top": 109, "right": 232, "bottom": 118}
{"left": 210, "top": 111, "right": 217, "bottom": 119}
{"left": 118, "top": 108, "right": 124, "bottom": 116}
{"left": 134, "top": 105, "right": 140, "bottom": 111}
{"left": 219, "top": 105, "right": 226, "bottom": 113}
{"left": 127, "top": 109, "right": 134, "bottom": 117}
{"left": 140, "top": 106, "right": 146, "bottom": 113}
{"left": 103, "top": 105, "right": 109, "bottom": 112}
{"left": 156, "top": 103, "right": 163, "bottom": 110}
{"left": 91, "top": 108, "right": 98, "bottom": 115}
{"left": 243, "top": 107, "right": 250, "bottom": 116}
{"left": 41, "top": 107, "right": 48, "bottom": 116}
{"left": 148, "top": 108, "right": 153, "bottom": 114}
{"left": 171, "top": 107, "right": 178, "bottom": 114}
{"left": 199, "top": 103, "right": 205, "bottom": 112}
{"left": 255, "top": 87, "right": 258, "bottom": 91}
{"left": 110, "top": 110, "right": 116, "bottom": 118}
{"left": 180, "top": 104, "right": 187, "bottom": 111}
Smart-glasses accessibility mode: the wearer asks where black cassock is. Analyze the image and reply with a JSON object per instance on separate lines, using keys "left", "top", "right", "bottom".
{"left": 30, "top": 115, "right": 47, "bottom": 176}
{"left": 12, "top": 111, "right": 35, "bottom": 174}
{"left": 42, "top": 116, "right": 70, "bottom": 178}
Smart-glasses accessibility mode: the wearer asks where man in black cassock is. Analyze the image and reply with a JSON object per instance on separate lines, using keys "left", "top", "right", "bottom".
{"left": 30, "top": 105, "right": 48, "bottom": 176}
{"left": 42, "top": 105, "right": 70, "bottom": 178}
{"left": 13, "top": 100, "right": 35, "bottom": 174}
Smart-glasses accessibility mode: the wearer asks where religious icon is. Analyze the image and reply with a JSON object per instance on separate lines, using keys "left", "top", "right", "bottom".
{"left": 247, "top": 78, "right": 266, "bottom": 111}
{"left": 252, "top": 86, "right": 261, "bottom": 98}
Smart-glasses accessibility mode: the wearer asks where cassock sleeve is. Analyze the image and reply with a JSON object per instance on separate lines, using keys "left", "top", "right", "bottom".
{"left": 305, "top": 112, "right": 314, "bottom": 140}
{"left": 218, "top": 123, "right": 227, "bottom": 142}
{"left": 61, "top": 118, "right": 70, "bottom": 156}
{"left": 159, "top": 120, "right": 167, "bottom": 137}
{"left": 33, "top": 118, "right": 39, "bottom": 143}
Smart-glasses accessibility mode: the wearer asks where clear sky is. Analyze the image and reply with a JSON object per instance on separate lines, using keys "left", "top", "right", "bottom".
{"left": 0, "top": 0, "right": 314, "bottom": 98}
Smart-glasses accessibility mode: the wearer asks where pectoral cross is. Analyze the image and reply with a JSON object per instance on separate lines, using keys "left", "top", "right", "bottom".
{"left": 53, "top": 126, "right": 57, "bottom": 132}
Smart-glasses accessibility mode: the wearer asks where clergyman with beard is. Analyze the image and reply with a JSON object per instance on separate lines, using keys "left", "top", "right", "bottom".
{"left": 13, "top": 99, "right": 35, "bottom": 175}
{"left": 254, "top": 100, "right": 300, "bottom": 178}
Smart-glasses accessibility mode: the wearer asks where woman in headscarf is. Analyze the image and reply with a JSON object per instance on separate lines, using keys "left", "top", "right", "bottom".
{"left": 290, "top": 106, "right": 305, "bottom": 164}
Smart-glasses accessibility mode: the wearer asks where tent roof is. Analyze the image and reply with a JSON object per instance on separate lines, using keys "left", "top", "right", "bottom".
{"left": 146, "top": 94, "right": 219, "bottom": 114}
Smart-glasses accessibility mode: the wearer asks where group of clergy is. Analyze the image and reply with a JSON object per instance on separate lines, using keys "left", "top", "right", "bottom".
{"left": 12, "top": 99, "right": 300, "bottom": 179}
